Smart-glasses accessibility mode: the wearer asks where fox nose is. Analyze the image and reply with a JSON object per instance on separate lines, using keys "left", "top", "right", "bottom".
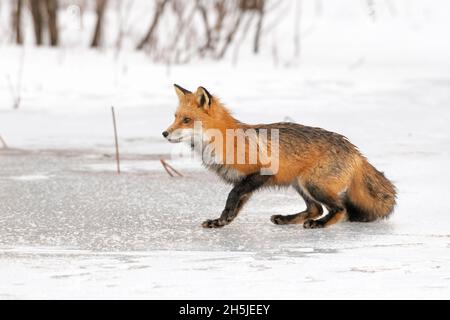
{"left": 162, "top": 131, "right": 169, "bottom": 138}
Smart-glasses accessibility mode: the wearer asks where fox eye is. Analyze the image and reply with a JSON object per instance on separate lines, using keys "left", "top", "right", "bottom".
{"left": 182, "top": 117, "right": 191, "bottom": 124}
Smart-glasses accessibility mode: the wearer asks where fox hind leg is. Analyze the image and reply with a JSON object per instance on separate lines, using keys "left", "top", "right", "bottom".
{"left": 303, "top": 206, "right": 347, "bottom": 229}
{"left": 302, "top": 183, "right": 348, "bottom": 229}
{"left": 271, "top": 185, "right": 323, "bottom": 225}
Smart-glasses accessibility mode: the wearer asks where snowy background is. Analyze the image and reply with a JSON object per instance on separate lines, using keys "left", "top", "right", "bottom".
{"left": 0, "top": 0, "right": 450, "bottom": 299}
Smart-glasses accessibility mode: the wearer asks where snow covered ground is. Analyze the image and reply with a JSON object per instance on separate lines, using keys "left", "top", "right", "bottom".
{"left": 1, "top": 60, "right": 449, "bottom": 298}
{"left": 1, "top": 1, "right": 450, "bottom": 299}
{"left": 0, "top": 146, "right": 450, "bottom": 299}
{"left": 0, "top": 147, "right": 450, "bottom": 299}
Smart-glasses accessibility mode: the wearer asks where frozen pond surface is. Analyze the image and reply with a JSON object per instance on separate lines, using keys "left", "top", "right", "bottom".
{"left": 0, "top": 21, "right": 450, "bottom": 297}
{"left": 1, "top": 149, "right": 449, "bottom": 299}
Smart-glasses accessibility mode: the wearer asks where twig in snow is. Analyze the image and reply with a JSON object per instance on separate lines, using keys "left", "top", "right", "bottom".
{"left": 160, "top": 159, "right": 183, "bottom": 177}
{"left": 160, "top": 159, "right": 174, "bottom": 177}
{"left": 111, "top": 106, "right": 121, "bottom": 174}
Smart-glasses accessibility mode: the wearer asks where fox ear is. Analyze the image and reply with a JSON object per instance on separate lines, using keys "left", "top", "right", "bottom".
{"left": 174, "top": 84, "right": 191, "bottom": 101}
{"left": 195, "top": 86, "right": 212, "bottom": 110}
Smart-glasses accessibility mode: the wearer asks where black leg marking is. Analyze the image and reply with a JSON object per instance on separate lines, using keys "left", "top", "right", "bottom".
{"left": 304, "top": 183, "right": 337, "bottom": 209}
{"left": 302, "top": 183, "right": 347, "bottom": 228}
{"left": 202, "top": 173, "right": 270, "bottom": 228}
{"left": 303, "top": 207, "right": 347, "bottom": 229}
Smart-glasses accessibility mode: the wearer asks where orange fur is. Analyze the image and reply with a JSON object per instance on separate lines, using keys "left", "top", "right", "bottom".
{"left": 164, "top": 85, "right": 397, "bottom": 228}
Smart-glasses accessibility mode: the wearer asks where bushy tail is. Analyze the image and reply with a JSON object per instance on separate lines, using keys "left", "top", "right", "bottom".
{"left": 346, "top": 160, "right": 397, "bottom": 222}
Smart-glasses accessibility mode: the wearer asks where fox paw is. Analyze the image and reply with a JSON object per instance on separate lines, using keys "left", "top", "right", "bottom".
{"left": 271, "top": 215, "right": 286, "bottom": 225}
{"left": 202, "top": 218, "right": 226, "bottom": 228}
{"left": 303, "top": 219, "right": 325, "bottom": 229}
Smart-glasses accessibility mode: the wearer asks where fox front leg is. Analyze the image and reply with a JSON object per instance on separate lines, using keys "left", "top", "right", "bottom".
{"left": 202, "top": 173, "right": 270, "bottom": 228}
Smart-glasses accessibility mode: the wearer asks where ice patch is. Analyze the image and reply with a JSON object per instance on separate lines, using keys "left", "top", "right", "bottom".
{"left": 80, "top": 159, "right": 204, "bottom": 173}
{"left": 9, "top": 175, "right": 49, "bottom": 181}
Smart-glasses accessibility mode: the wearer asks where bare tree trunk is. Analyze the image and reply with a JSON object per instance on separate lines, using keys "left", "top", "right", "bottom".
{"left": 30, "top": 0, "right": 43, "bottom": 45}
{"left": 217, "top": 11, "right": 243, "bottom": 59}
{"left": 91, "top": 0, "right": 108, "bottom": 48}
{"left": 13, "top": 0, "right": 23, "bottom": 45}
{"left": 136, "top": 0, "right": 170, "bottom": 50}
{"left": 196, "top": 0, "right": 212, "bottom": 54}
{"left": 45, "top": 0, "right": 58, "bottom": 46}
{"left": 253, "top": 1, "right": 265, "bottom": 54}
{"left": 198, "top": 0, "right": 228, "bottom": 56}
{"left": 213, "top": 1, "right": 226, "bottom": 33}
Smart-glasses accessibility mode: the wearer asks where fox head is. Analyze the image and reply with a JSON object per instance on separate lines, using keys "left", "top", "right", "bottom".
{"left": 162, "top": 84, "right": 279, "bottom": 174}
{"left": 162, "top": 84, "right": 218, "bottom": 143}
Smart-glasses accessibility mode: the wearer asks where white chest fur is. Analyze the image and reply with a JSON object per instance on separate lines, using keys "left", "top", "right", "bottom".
{"left": 193, "top": 139, "right": 245, "bottom": 183}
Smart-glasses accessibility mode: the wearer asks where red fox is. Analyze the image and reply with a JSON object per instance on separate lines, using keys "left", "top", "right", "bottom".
{"left": 163, "top": 84, "right": 396, "bottom": 229}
